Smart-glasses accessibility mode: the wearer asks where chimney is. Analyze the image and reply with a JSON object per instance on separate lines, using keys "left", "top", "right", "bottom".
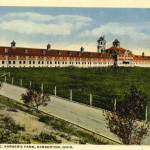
{"left": 11, "top": 40, "right": 16, "bottom": 49}
{"left": 80, "top": 47, "right": 84, "bottom": 52}
{"left": 47, "top": 43, "right": 51, "bottom": 51}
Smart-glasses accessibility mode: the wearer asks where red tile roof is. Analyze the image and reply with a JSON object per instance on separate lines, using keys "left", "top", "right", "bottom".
{"left": 133, "top": 55, "right": 150, "bottom": 60}
{"left": 107, "top": 47, "right": 133, "bottom": 55}
{"left": 0, "top": 46, "right": 113, "bottom": 59}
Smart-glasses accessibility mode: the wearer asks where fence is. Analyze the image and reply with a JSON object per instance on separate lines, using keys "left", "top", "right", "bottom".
{"left": 1, "top": 71, "right": 149, "bottom": 121}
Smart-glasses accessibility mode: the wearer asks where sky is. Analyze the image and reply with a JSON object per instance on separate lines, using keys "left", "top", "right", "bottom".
{"left": 0, "top": 7, "right": 150, "bottom": 55}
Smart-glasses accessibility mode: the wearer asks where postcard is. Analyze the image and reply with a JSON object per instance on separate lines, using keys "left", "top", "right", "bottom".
{"left": 0, "top": 0, "right": 150, "bottom": 150}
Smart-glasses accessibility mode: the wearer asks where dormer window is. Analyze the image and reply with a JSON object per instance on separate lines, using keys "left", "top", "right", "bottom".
{"left": 57, "top": 51, "right": 61, "bottom": 55}
{"left": 42, "top": 51, "right": 46, "bottom": 54}
{"left": 3, "top": 48, "right": 8, "bottom": 53}
{"left": 77, "top": 52, "right": 80, "bottom": 56}
{"left": 68, "top": 52, "right": 71, "bottom": 56}
{"left": 24, "top": 49, "right": 28, "bottom": 53}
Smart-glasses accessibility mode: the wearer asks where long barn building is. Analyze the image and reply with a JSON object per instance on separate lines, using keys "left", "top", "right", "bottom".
{"left": 0, "top": 37, "right": 150, "bottom": 68}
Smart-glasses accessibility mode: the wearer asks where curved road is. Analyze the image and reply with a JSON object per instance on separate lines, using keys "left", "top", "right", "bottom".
{"left": 0, "top": 83, "right": 149, "bottom": 144}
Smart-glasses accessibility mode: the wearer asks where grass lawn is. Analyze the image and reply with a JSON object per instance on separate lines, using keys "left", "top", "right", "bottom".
{"left": 1, "top": 67, "right": 150, "bottom": 120}
{"left": 0, "top": 95, "right": 110, "bottom": 144}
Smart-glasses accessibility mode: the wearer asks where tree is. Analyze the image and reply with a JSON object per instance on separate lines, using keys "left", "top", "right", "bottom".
{"left": 21, "top": 89, "right": 50, "bottom": 112}
{"left": 104, "top": 86, "right": 150, "bottom": 144}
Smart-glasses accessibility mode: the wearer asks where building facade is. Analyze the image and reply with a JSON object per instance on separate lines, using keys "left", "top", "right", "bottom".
{"left": 0, "top": 38, "right": 150, "bottom": 68}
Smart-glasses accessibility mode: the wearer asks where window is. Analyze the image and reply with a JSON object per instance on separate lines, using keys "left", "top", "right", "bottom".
{"left": 9, "top": 61, "right": 11, "bottom": 64}
{"left": 70, "top": 62, "right": 71, "bottom": 64}
{"left": 50, "top": 61, "right": 52, "bottom": 64}
{"left": 58, "top": 62, "right": 60, "bottom": 64}
{"left": 47, "top": 61, "right": 49, "bottom": 64}
{"left": 57, "top": 51, "right": 61, "bottom": 55}
{"left": 65, "top": 62, "right": 67, "bottom": 64}
{"left": 55, "top": 62, "right": 57, "bottom": 64}
{"left": 62, "top": 62, "right": 64, "bottom": 64}
{"left": 2, "top": 61, "right": 4, "bottom": 64}
{"left": 33, "top": 61, "right": 35, "bottom": 64}
{"left": 42, "top": 61, "right": 44, "bottom": 64}
{"left": 23, "top": 61, "right": 25, "bottom": 64}
{"left": 29, "top": 56, "right": 31, "bottom": 58}
{"left": 38, "top": 61, "right": 40, "bottom": 64}
{"left": 29, "top": 61, "right": 31, "bottom": 64}
{"left": 33, "top": 56, "right": 35, "bottom": 58}
{"left": 19, "top": 61, "right": 22, "bottom": 64}
{"left": 13, "top": 61, "right": 15, "bottom": 64}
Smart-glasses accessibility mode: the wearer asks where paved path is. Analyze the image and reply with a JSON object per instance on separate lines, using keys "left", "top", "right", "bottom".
{"left": 0, "top": 83, "right": 149, "bottom": 145}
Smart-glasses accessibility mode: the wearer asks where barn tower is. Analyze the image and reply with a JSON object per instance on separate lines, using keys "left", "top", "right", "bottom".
{"left": 97, "top": 36, "right": 106, "bottom": 53}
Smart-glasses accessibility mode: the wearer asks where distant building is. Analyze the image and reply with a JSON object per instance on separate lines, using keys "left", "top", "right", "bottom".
{"left": 0, "top": 37, "right": 150, "bottom": 68}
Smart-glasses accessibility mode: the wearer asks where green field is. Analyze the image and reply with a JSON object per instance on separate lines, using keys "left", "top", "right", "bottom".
{"left": 1, "top": 67, "right": 150, "bottom": 120}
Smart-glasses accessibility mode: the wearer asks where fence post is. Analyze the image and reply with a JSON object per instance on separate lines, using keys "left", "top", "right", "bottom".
{"left": 12, "top": 77, "right": 14, "bottom": 85}
{"left": 4, "top": 76, "right": 6, "bottom": 82}
{"left": 20, "top": 79, "right": 22, "bottom": 87}
{"left": 41, "top": 83, "right": 43, "bottom": 94}
{"left": 30, "top": 81, "right": 32, "bottom": 89}
{"left": 114, "top": 99, "right": 116, "bottom": 110}
{"left": 70, "top": 89, "right": 72, "bottom": 100}
{"left": 8, "top": 72, "right": 10, "bottom": 77}
{"left": 146, "top": 106, "right": 148, "bottom": 122}
{"left": 90, "top": 94, "right": 92, "bottom": 106}
{"left": 54, "top": 86, "right": 56, "bottom": 96}
{"left": 3, "top": 71, "right": 5, "bottom": 75}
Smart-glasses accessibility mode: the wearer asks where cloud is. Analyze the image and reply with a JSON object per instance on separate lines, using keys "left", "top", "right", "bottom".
{"left": 0, "top": 20, "right": 73, "bottom": 35}
{"left": 0, "top": 12, "right": 92, "bottom": 36}
{"left": 0, "top": 12, "right": 53, "bottom": 22}
{"left": 79, "top": 22, "right": 150, "bottom": 40}
{"left": 0, "top": 12, "right": 92, "bottom": 23}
